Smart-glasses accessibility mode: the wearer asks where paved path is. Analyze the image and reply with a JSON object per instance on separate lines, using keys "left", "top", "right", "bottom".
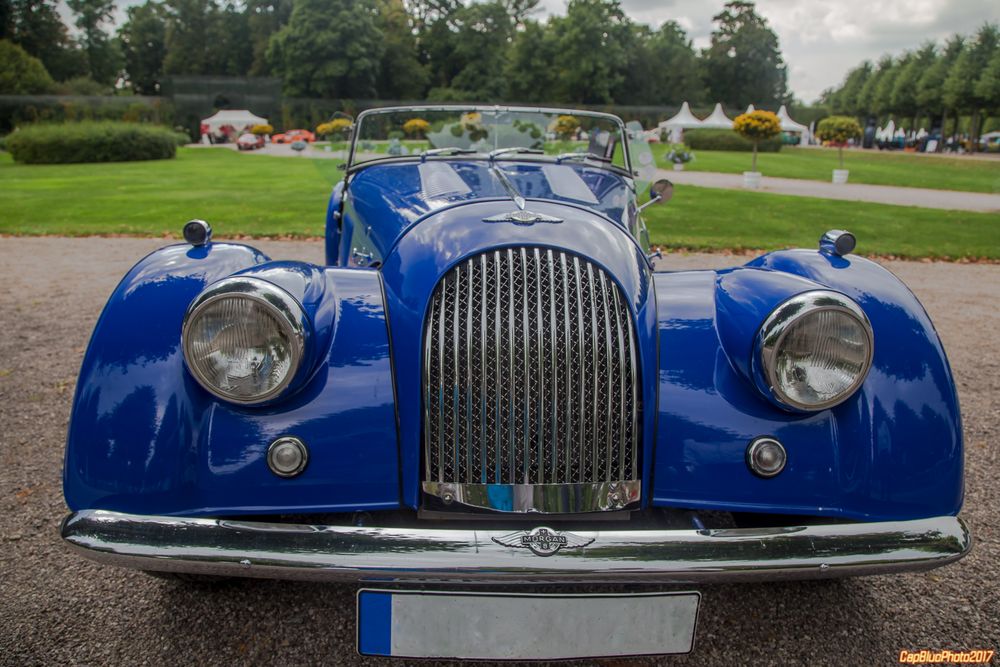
{"left": 659, "top": 169, "right": 1000, "bottom": 213}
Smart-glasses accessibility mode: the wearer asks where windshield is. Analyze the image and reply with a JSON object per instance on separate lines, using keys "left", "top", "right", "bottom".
{"left": 349, "top": 106, "right": 632, "bottom": 175}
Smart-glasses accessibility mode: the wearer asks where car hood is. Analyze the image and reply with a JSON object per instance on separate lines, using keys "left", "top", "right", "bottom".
{"left": 345, "top": 160, "right": 633, "bottom": 257}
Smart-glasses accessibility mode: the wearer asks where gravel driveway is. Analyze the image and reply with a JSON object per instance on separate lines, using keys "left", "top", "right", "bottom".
{"left": 1, "top": 237, "right": 996, "bottom": 665}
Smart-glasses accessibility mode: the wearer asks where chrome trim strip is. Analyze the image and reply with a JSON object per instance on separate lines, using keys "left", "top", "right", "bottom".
{"left": 423, "top": 480, "right": 641, "bottom": 513}
{"left": 62, "top": 510, "right": 972, "bottom": 584}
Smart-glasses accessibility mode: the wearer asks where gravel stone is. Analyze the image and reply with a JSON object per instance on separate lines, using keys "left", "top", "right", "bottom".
{"left": 0, "top": 238, "right": 996, "bottom": 666}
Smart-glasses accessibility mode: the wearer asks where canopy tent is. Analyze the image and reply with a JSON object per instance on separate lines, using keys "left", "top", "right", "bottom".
{"left": 657, "top": 102, "right": 703, "bottom": 130}
{"left": 700, "top": 103, "right": 734, "bottom": 129}
{"left": 745, "top": 104, "right": 756, "bottom": 113}
{"left": 657, "top": 101, "right": 703, "bottom": 143}
{"left": 776, "top": 105, "right": 807, "bottom": 133}
{"left": 200, "top": 109, "right": 268, "bottom": 135}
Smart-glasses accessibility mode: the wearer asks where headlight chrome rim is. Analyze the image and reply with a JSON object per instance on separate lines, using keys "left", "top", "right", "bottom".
{"left": 756, "top": 290, "right": 874, "bottom": 412}
{"left": 182, "top": 276, "right": 309, "bottom": 405}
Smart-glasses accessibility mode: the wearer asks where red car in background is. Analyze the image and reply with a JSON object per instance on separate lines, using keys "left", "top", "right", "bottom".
{"left": 272, "top": 129, "right": 315, "bottom": 144}
{"left": 236, "top": 133, "right": 265, "bottom": 150}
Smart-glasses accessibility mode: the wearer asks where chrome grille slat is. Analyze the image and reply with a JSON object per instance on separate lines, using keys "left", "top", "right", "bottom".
{"left": 424, "top": 247, "right": 639, "bottom": 494}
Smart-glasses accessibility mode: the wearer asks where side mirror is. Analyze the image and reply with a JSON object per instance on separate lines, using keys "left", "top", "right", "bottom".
{"left": 650, "top": 178, "right": 674, "bottom": 203}
{"left": 637, "top": 178, "right": 673, "bottom": 212}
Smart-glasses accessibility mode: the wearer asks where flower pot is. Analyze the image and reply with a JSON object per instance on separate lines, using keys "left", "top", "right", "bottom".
{"left": 673, "top": 163, "right": 685, "bottom": 171}
{"left": 832, "top": 169, "right": 849, "bottom": 184}
{"left": 743, "top": 171, "right": 762, "bottom": 189}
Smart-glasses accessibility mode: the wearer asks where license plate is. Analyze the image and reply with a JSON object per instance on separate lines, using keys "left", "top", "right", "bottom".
{"left": 357, "top": 589, "right": 700, "bottom": 660}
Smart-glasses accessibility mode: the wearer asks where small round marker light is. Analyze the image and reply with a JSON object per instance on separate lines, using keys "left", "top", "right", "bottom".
{"left": 183, "top": 219, "right": 212, "bottom": 246}
{"left": 746, "top": 437, "right": 787, "bottom": 478}
{"left": 267, "top": 437, "right": 308, "bottom": 478}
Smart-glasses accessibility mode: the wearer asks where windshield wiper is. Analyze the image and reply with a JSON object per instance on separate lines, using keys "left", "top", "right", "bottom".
{"left": 554, "top": 151, "right": 612, "bottom": 164}
{"left": 420, "top": 147, "right": 477, "bottom": 160}
{"left": 488, "top": 147, "right": 544, "bottom": 160}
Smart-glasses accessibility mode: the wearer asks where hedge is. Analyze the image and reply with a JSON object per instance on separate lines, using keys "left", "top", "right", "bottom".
{"left": 684, "top": 128, "right": 782, "bottom": 153}
{"left": 6, "top": 121, "right": 179, "bottom": 164}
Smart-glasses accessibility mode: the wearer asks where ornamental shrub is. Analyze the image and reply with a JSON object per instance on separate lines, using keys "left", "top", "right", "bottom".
{"left": 553, "top": 115, "right": 580, "bottom": 140}
{"left": 6, "top": 122, "right": 178, "bottom": 164}
{"left": 251, "top": 124, "right": 274, "bottom": 135}
{"left": 402, "top": 118, "right": 430, "bottom": 138}
{"left": 733, "top": 110, "right": 782, "bottom": 172}
{"left": 816, "top": 115, "right": 862, "bottom": 169}
{"left": 684, "top": 129, "right": 782, "bottom": 152}
{"left": 316, "top": 118, "right": 352, "bottom": 140}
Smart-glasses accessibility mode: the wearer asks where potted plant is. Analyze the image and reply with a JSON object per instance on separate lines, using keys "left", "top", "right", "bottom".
{"left": 733, "top": 110, "right": 781, "bottom": 189}
{"left": 816, "top": 116, "right": 863, "bottom": 184}
{"left": 665, "top": 143, "right": 694, "bottom": 171}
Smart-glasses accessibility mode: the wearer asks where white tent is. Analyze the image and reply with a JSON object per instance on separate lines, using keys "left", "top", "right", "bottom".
{"left": 658, "top": 102, "right": 703, "bottom": 130}
{"left": 201, "top": 109, "right": 268, "bottom": 134}
{"left": 657, "top": 101, "right": 704, "bottom": 143}
{"left": 700, "top": 103, "right": 734, "bottom": 129}
{"left": 776, "top": 105, "right": 807, "bottom": 133}
{"left": 745, "top": 104, "right": 756, "bottom": 114}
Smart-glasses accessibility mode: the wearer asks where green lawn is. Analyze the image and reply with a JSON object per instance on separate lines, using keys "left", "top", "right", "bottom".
{"left": 0, "top": 148, "right": 338, "bottom": 237}
{"left": 653, "top": 145, "right": 1000, "bottom": 194}
{"left": 643, "top": 185, "right": 1000, "bottom": 259}
{"left": 1, "top": 148, "right": 997, "bottom": 259}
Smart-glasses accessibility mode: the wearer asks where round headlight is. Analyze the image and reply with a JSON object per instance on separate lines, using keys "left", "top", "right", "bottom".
{"left": 182, "top": 277, "right": 309, "bottom": 404}
{"left": 756, "top": 291, "right": 873, "bottom": 411}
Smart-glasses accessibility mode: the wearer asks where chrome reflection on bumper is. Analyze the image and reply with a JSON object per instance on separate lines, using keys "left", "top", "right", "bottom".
{"left": 422, "top": 480, "right": 641, "bottom": 513}
{"left": 61, "top": 510, "right": 971, "bottom": 583}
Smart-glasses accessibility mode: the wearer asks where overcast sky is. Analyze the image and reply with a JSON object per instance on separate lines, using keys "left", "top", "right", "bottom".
{"left": 537, "top": 0, "right": 1000, "bottom": 103}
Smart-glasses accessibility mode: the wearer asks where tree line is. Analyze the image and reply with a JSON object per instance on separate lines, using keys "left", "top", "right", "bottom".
{"left": 1, "top": 0, "right": 792, "bottom": 109}
{"left": 821, "top": 23, "right": 1000, "bottom": 140}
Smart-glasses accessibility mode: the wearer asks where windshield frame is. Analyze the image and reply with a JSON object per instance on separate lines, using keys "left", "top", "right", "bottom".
{"left": 347, "top": 105, "right": 634, "bottom": 177}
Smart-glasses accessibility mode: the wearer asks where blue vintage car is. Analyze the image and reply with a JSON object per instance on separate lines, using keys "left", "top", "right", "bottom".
{"left": 62, "top": 106, "right": 970, "bottom": 660}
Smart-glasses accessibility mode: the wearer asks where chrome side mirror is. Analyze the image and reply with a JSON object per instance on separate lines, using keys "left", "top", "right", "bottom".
{"left": 637, "top": 179, "right": 673, "bottom": 212}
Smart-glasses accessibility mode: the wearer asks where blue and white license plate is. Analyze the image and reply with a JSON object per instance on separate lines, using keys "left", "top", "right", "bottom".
{"left": 357, "top": 589, "right": 700, "bottom": 660}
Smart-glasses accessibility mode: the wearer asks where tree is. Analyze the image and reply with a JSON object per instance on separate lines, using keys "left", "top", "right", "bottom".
{"left": 0, "top": 38, "right": 54, "bottom": 93}
{"left": 816, "top": 116, "right": 862, "bottom": 169}
{"left": 1, "top": 0, "right": 13, "bottom": 39}
{"left": 643, "top": 20, "right": 705, "bottom": 105}
{"left": 916, "top": 34, "right": 963, "bottom": 139}
{"left": 974, "top": 32, "right": 1000, "bottom": 119}
{"left": 891, "top": 43, "right": 935, "bottom": 127}
{"left": 67, "top": 0, "right": 121, "bottom": 84}
{"left": 872, "top": 54, "right": 902, "bottom": 116}
{"left": 500, "top": 0, "right": 539, "bottom": 27}
{"left": 268, "top": 0, "right": 384, "bottom": 98}
{"left": 733, "top": 109, "right": 780, "bottom": 172}
{"left": 944, "top": 23, "right": 999, "bottom": 148}
{"left": 118, "top": 1, "right": 166, "bottom": 93}
{"left": 163, "top": 0, "right": 251, "bottom": 76}
{"left": 547, "top": 0, "right": 631, "bottom": 104}
{"left": 10, "top": 0, "right": 85, "bottom": 80}
{"left": 702, "top": 1, "right": 788, "bottom": 108}
{"left": 832, "top": 61, "right": 872, "bottom": 115}
{"left": 447, "top": 1, "right": 514, "bottom": 101}
{"left": 374, "top": 0, "right": 427, "bottom": 99}
{"left": 857, "top": 55, "right": 891, "bottom": 115}
{"left": 504, "top": 19, "right": 557, "bottom": 102}
{"left": 245, "top": 0, "right": 291, "bottom": 76}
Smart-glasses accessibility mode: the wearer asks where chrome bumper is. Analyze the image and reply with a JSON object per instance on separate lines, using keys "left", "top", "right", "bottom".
{"left": 61, "top": 510, "right": 971, "bottom": 584}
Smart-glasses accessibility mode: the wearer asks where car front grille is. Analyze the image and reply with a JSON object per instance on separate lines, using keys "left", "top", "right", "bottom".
{"left": 423, "top": 247, "right": 640, "bottom": 510}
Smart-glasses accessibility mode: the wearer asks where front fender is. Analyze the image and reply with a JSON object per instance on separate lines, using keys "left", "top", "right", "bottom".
{"left": 652, "top": 249, "right": 963, "bottom": 521}
{"left": 64, "top": 242, "right": 400, "bottom": 517}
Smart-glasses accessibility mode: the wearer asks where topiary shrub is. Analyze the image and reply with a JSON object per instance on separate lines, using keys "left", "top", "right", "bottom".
{"left": 6, "top": 122, "right": 179, "bottom": 164}
{"left": 733, "top": 110, "right": 782, "bottom": 172}
{"left": 684, "top": 129, "right": 782, "bottom": 153}
{"left": 816, "top": 116, "right": 862, "bottom": 169}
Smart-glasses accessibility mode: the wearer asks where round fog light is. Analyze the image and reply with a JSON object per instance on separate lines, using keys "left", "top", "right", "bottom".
{"left": 746, "top": 437, "right": 786, "bottom": 478}
{"left": 267, "top": 437, "right": 308, "bottom": 478}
